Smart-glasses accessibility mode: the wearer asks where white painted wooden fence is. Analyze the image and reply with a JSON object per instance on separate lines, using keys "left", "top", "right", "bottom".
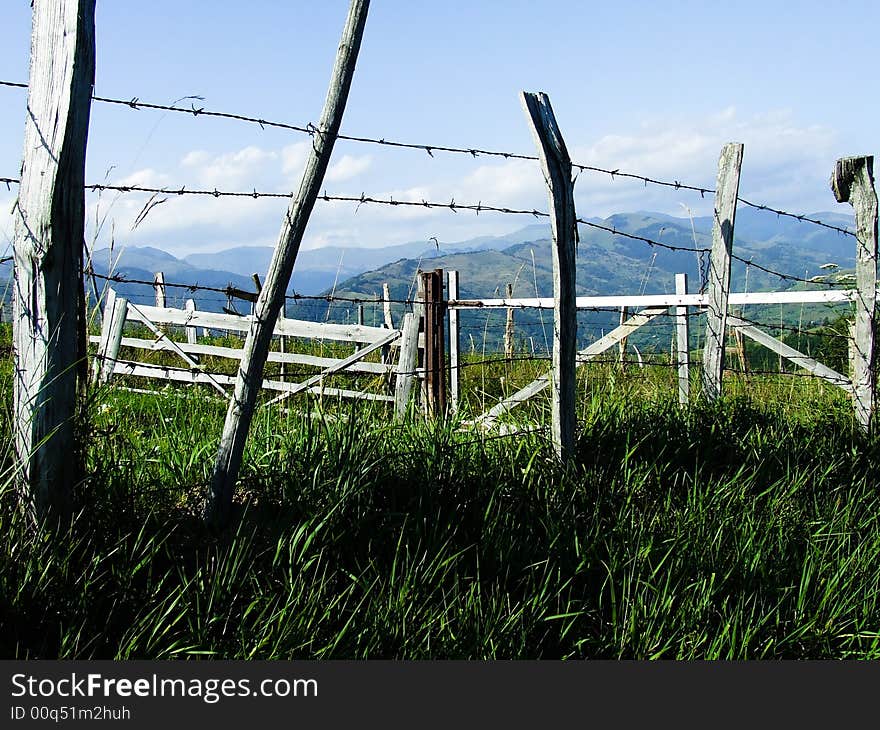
{"left": 90, "top": 290, "right": 416, "bottom": 409}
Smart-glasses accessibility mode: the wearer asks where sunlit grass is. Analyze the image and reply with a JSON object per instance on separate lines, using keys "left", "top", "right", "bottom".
{"left": 1, "top": 322, "right": 879, "bottom": 659}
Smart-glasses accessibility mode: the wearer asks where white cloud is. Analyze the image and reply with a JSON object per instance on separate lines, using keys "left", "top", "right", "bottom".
{"left": 74, "top": 108, "right": 845, "bottom": 259}
{"left": 326, "top": 154, "right": 372, "bottom": 182}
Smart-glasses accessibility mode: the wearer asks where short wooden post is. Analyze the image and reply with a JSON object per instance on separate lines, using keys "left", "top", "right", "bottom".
{"left": 184, "top": 299, "right": 198, "bottom": 345}
{"left": 92, "top": 288, "right": 117, "bottom": 383}
{"left": 98, "top": 294, "right": 128, "bottom": 385}
{"left": 421, "top": 269, "right": 447, "bottom": 417}
{"left": 383, "top": 283, "right": 394, "bottom": 329}
{"left": 447, "top": 270, "right": 460, "bottom": 414}
{"left": 393, "top": 312, "right": 420, "bottom": 420}
{"left": 618, "top": 306, "right": 629, "bottom": 370}
{"left": 674, "top": 273, "right": 689, "bottom": 406}
{"left": 279, "top": 298, "right": 287, "bottom": 381}
{"left": 831, "top": 155, "right": 878, "bottom": 432}
{"left": 702, "top": 143, "right": 744, "bottom": 401}
{"left": 521, "top": 91, "right": 577, "bottom": 461}
{"left": 504, "top": 283, "right": 515, "bottom": 359}
{"left": 206, "top": 0, "right": 371, "bottom": 530}
{"left": 154, "top": 271, "right": 166, "bottom": 308}
{"left": 414, "top": 274, "right": 426, "bottom": 407}
{"left": 13, "top": 0, "right": 95, "bottom": 520}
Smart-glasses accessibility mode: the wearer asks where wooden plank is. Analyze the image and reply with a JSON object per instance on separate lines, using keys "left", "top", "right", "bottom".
{"left": 475, "top": 307, "right": 665, "bottom": 429}
{"left": 125, "top": 303, "right": 391, "bottom": 343}
{"left": 393, "top": 312, "right": 420, "bottom": 420}
{"left": 702, "top": 143, "right": 744, "bottom": 401}
{"left": 88, "top": 336, "right": 392, "bottom": 375}
{"left": 727, "top": 315, "right": 850, "bottom": 391}
{"left": 521, "top": 91, "right": 577, "bottom": 462}
{"left": 13, "top": 0, "right": 95, "bottom": 519}
{"left": 109, "top": 361, "right": 393, "bottom": 402}
{"left": 447, "top": 270, "right": 460, "bottom": 414}
{"left": 263, "top": 329, "right": 400, "bottom": 407}
{"left": 675, "top": 273, "right": 690, "bottom": 406}
{"left": 832, "top": 156, "right": 878, "bottom": 431}
{"left": 448, "top": 288, "right": 863, "bottom": 310}
{"left": 422, "top": 269, "right": 447, "bottom": 416}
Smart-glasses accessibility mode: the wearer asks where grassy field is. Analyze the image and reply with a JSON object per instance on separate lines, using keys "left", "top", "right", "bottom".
{"left": 2, "top": 322, "right": 879, "bottom": 659}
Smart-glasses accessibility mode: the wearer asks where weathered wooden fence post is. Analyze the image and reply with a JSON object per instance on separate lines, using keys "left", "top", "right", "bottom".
{"left": 13, "top": 0, "right": 95, "bottom": 520}
{"left": 701, "top": 143, "right": 744, "bottom": 401}
{"left": 154, "top": 271, "right": 166, "bottom": 308}
{"left": 618, "top": 306, "right": 629, "bottom": 370}
{"left": 206, "top": 0, "right": 371, "bottom": 530}
{"left": 393, "top": 312, "right": 420, "bottom": 420}
{"left": 185, "top": 299, "right": 199, "bottom": 345}
{"left": 831, "top": 155, "right": 877, "bottom": 432}
{"left": 421, "top": 269, "right": 447, "bottom": 417}
{"left": 447, "top": 270, "right": 460, "bottom": 414}
{"left": 504, "top": 283, "right": 515, "bottom": 359}
{"left": 674, "top": 273, "right": 689, "bottom": 406}
{"left": 521, "top": 91, "right": 577, "bottom": 461}
{"left": 96, "top": 293, "right": 128, "bottom": 385}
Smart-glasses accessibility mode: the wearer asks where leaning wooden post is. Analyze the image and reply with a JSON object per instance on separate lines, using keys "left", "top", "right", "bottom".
{"left": 674, "top": 273, "right": 690, "bottom": 406}
{"left": 447, "top": 270, "right": 461, "bottom": 414}
{"left": 701, "top": 143, "right": 744, "bottom": 401}
{"left": 831, "top": 156, "right": 877, "bottom": 432}
{"left": 521, "top": 91, "right": 577, "bottom": 461}
{"left": 618, "top": 306, "right": 629, "bottom": 370}
{"left": 13, "top": 0, "right": 95, "bottom": 520}
{"left": 206, "top": 0, "right": 370, "bottom": 530}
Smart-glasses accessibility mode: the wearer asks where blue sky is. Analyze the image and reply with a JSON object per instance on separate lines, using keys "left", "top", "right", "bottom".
{"left": 0, "top": 1, "right": 877, "bottom": 258}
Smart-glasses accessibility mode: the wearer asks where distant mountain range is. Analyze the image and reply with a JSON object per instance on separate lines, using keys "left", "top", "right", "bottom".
{"left": 0, "top": 209, "right": 858, "bottom": 344}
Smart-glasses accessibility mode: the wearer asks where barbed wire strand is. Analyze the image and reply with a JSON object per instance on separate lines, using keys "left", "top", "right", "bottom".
{"left": 0, "top": 79, "right": 855, "bottom": 237}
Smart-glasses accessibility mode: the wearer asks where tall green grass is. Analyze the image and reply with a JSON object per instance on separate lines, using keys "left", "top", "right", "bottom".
{"left": 1, "top": 323, "right": 879, "bottom": 658}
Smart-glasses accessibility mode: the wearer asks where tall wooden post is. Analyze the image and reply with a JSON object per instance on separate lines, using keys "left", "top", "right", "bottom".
{"left": 701, "top": 143, "right": 744, "bottom": 401}
{"left": 521, "top": 91, "right": 577, "bottom": 461}
{"left": 447, "top": 270, "right": 460, "bottom": 414}
{"left": 13, "top": 0, "right": 95, "bottom": 520}
{"left": 206, "top": 0, "right": 370, "bottom": 530}
{"left": 831, "top": 156, "right": 877, "bottom": 432}
{"left": 674, "top": 273, "right": 690, "bottom": 406}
